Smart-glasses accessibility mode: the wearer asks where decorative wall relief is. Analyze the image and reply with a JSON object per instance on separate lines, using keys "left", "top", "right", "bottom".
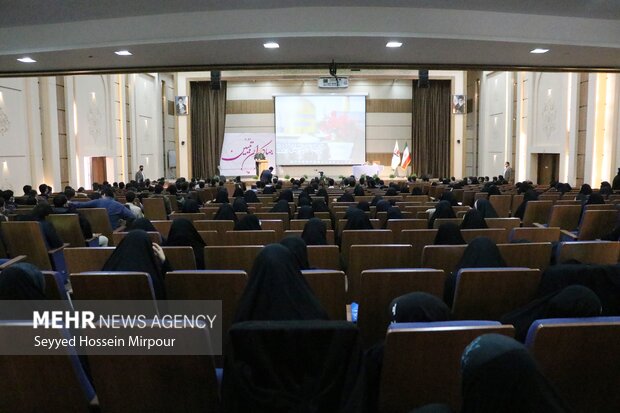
{"left": 0, "top": 107, "right": 9, "bottom": 137}
{"left": 542, "top": 93, "right": 556, "bottom": 139}
{"left": 87, "top": 97, "right": 102, "bottom": 142}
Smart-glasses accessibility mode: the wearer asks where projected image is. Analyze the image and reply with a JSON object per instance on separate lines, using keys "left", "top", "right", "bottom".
{"left": 275, "top": 95, "right": 366, "bottom": 165}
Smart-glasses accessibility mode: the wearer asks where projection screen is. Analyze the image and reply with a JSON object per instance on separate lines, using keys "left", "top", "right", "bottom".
{"left": 274, "top": 95, "right": 366, "bottom": 165}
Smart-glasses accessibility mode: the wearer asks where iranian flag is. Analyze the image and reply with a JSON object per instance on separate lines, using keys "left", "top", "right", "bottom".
{"left": 390, "top": 141, "right": 401, "bottom": 170}
{"left": 401, "top": 143, "right": 411, "bottom": 169}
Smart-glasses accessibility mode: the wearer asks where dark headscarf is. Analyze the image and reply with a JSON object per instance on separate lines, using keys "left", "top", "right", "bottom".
{"left": 232, "top": 197, "right": 248, "bottom": 213}
{"left": 165, "top": 218, "right": 206, "bottom": 269}
{"left": 280, "top": 237, "right": 311, "bottom": 270}
{"left": 0, "top": 263, "right": 46, "bottom": 300}
{"left": 270, "top": 199, "right": 291, "bottom": 217}
{"left": 338, "top": 192, "right": 354, "bottom": 202}
{"left": 128, "top": 217, "right": 157, "bottom": 232}
{"left": 297, "top": 193, "right": 311, "bottom": 207}
{"left": 375, "top": 200, "right": 391, "bottom": 213}
{"left": 297, "top": 205, "right": 314, "bottom": 219}
{"left": 102, "top": 230, "right": 167, "bottom": 299}
{"left": 440, "top": 192, "right": 458, "bottom": 206}
{"left": 386, "top": 207, "right": 403, "bottom": 220}
{"left": 461, "top": 209, "right": 488, "bottom": 229}
{"left": 234, "top": 214, "right": 261, "bottom": 231}
{"left": 312, "top": 199, "right": 329, "bottom": 213}
{"left": 214, "top": 204, "right": 238, "bottom": 221}
{"left": 316, "top": 188, "right": 328, "bottom": 202}
{"left": 384, "top": 187, "right": 398, "bottom": 196}
{"left": 586, "top": 193, "right": 605, "bottom": 205}
{"left": 500, "top": 285, "right": 602, "bottom": 342}
{"left": 354, "top": 185, "right": 365, "bottom": 196}
{"left": 390, "top": 292, "right": 450, "bottom": 323}
{"left": 244, "top": 190, "right": 259, "bottom": 203}
{"left": 475, "top": 199, "right": 498, "bottom": 218}
{"left": 233, "top": 244, "right": 328, "bottom": 322}
{"left": 434, "top": 223, "right": 466, "bottom": 245}
{"left": 461, "top": 334, "right": 570, "bottom": 413}
{"left": 429, "top": 200, "right": 456, "bottom": 229}
{"left": 513, "top": 189, "right": 539, "bottom": 220}
{"left": 455, "top": 237, "right": 506, "bottom": 272}
{"left": 411, "top": 187, "right": 423, "bottom": 195}
{"left": 232, "top": 187, "right": 244, "bottom": 198}
{"left": 302, "top": 218, "right": 328, "bottom": 246}
{"left": 215, "top": 189, "right": 229, "bottom": 204}
{"left": 444, "top": 237, "right": 507, "bottom": 306}
{"left": 344, "top": 208, "right": 373, "bottom": 230}
{"left": 181, "top": 198, "right": 200, "bottom": 213}
{"left": 278, "top": 189, "right": 294, "bottom": 203}
{"left": 262, "top": 186, "right": 276, "bottom": 195}
{"left": 486, "top": 185, "right": 501, "bottom": 196}
{"left": 578, "top": 184, "right": 593, "bottom": 195}
{"left": 370, "top": 196, "right": 383, "bottom": 207}
{"left": 356, "top": 201, "right": 370, "bottom": 212}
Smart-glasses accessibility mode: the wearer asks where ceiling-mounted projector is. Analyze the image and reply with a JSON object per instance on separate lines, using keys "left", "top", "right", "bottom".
{"left": 318, "top": 77, "right": 349, "bottom": 88}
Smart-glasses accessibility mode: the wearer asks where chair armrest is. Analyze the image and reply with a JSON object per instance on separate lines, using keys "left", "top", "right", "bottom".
{"left": 560, "top": 229, "right": 578, "bottom": 240}
{"left": 533, "top": 223, "right": 546, "bottom": 228}
{"left": 48, "top": 243, "right": 69, "bottom": 255}
{"left": 0, "top": 255, "right": 27, "bottom": 270}
{"left": 114, "top": 225, "right": 127, "bottom": 233}
{"left": 85, "top": 236, "right": 99, "bottom": 247}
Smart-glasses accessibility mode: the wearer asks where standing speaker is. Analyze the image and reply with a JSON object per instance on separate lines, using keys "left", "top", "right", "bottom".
{"left": 210, "top": 70, "right": 221, "bottom": 90}
{"left": 417, "top": 69, "right": 429, "bottom": 88}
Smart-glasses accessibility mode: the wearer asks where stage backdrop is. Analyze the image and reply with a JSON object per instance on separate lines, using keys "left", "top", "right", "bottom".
{"left": 219, "top": 133, "right": 275, "bottom": 177}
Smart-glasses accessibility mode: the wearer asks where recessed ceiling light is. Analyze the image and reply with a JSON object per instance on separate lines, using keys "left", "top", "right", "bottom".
{"left": 115, "top": 50, "right": 132, "bottom": 56}
{"left": 530, "top": 48, "right": 549, "bottom": 54}
{"left": 17, "top": 57, "right": 36, "bottom": 63}
{"left": 263, "top": 42, "right": 279, "bottom": 49}
{"left": 386, "top": 41, "right": 403, "bottom": 48}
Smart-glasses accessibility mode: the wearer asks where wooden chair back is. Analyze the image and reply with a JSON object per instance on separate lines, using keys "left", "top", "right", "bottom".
{"left": 1, "top": 221, "right": 55, "bottom": 270}
{"left": 510, "top": 227, "right": 560, "bottom": 242}
{"left": 112, "top": 231, "right": 162, "bottom": 245}
{"left": 557, "top": 241, "right": 620, "bottom": 264}
{"left": 347, "top": 244, "right": 413, "bottom": 302}
{"left": 461, "top": 228, "right": 508, "bottom": 244}
{"left": 452, "top": 268, "right": 541, "bottom": 320}
{"left": 71, "top": 272, "right": 156, "bottom": 301}
{"left": 302, "top": 269, "right": 347, "bottom": 320}
{"left": 194, "top": 220, "right": 235, "bottom": 233}
{"left": 527, "top": 318, "right": 620, "bottom": 413}
{"left": 576, "top": 210, "right": 618, "bottom": 240}
{"left": 358, "top": 269, "right": 445, "bottom": 347}
{"left": 485, "top": 217, "right": 521, "bottom": 232}
{"left": 498, "top": 242, "right": 553, "bottom": 271}
{"left": 47, "top": 214, "right": 89, "bottom": 247}
{"left": 380, "top": 323, "right": 514, "bottom": 412}
{"left": 142, "top": 197, "right": 168, "bottom": 220}
{"left": 307, "top": 245, "right": 341, "bottom": 270}
{"left": 489, "top": 195, "right": 512, "bottom": 218}
{"left": 77, "top": 208, "right": 115, "bottom": 245}
{"left": 151, "top": 220, "right": 172, "bottom": 239}
{"left": 548, "top": 205, "right": 582, "bottom": 231}
{"left": 522, "top": 200, "right": 553, "bottom": 226}
{"left": 204, "top": 245, "right": 263, "bottom": 273}
{"left": 165, "top": 270, "right": 247, "bottom": 336}
{"left": 341, "top": 229, "right": 393, "bottom": 265}
{"left": 283, "top": 230, "right": 335, "bottom": 244}
{"left": 223, "top": 230, "right": 277, "bottom": 246}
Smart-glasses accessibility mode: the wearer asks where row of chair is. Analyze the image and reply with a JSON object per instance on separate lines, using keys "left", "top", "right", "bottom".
{"left": 2, "top": 316, "right": 616, "bottom": 413}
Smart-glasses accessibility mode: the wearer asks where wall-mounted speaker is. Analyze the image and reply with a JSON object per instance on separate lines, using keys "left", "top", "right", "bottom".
{"left": 417, "top": 69, "right": 429, "bottom": 88}
{"left": 210, "top": 70, "right": 221, "bottom": 90}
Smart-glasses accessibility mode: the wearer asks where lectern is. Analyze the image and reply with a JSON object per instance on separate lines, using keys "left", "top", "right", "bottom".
{"left": 256, "top": 159, "right": 269, "bottom": 176}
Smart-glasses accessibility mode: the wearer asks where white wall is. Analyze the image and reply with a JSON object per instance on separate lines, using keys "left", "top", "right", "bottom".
{"left": 0, "top": 78, "right": 42, "bottom": 192}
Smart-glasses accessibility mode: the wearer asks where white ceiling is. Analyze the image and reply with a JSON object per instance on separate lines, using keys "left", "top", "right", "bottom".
{"left": 1, "top": 1, "right": 620, "bottom": 75}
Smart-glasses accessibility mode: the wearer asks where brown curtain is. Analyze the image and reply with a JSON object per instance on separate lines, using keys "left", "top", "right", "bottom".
{"left": 190, "top": 81, "right": 227, "bottom": 179}
{"left": 412, "top": 80, "right": 451, "bottom": 178}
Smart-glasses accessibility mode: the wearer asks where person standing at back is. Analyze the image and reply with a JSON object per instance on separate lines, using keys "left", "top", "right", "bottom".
{"left": 135, "top": 165, "right": 145, "bottom": 183}
{"left": 612, "top": 167, "right": 620, "bottom": 191}
{"left": 503, "top": 161, "right": 513, "bottom": 184}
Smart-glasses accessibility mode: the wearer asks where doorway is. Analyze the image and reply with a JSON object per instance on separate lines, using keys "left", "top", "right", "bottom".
{"left": 91, "top": 157, "right": 107, "bottom": 184}
{"left": 536, "top": 153, "right": 559, "bottom": 185}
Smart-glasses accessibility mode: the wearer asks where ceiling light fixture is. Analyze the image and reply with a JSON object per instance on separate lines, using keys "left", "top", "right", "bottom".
{"left": 17, "top": 57, "right": 36, "bottom": 63}
{"left": 530, "top": 48, "right": 549, "bottom": 54}
{"left": 115, "top": 50, "right": 132, "bottom": 56}
{"left": 263, "top": 42, "right": 279, "bottom": 49}
{"left": 386, "top": 41, "right": 403, "bottom": 48}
